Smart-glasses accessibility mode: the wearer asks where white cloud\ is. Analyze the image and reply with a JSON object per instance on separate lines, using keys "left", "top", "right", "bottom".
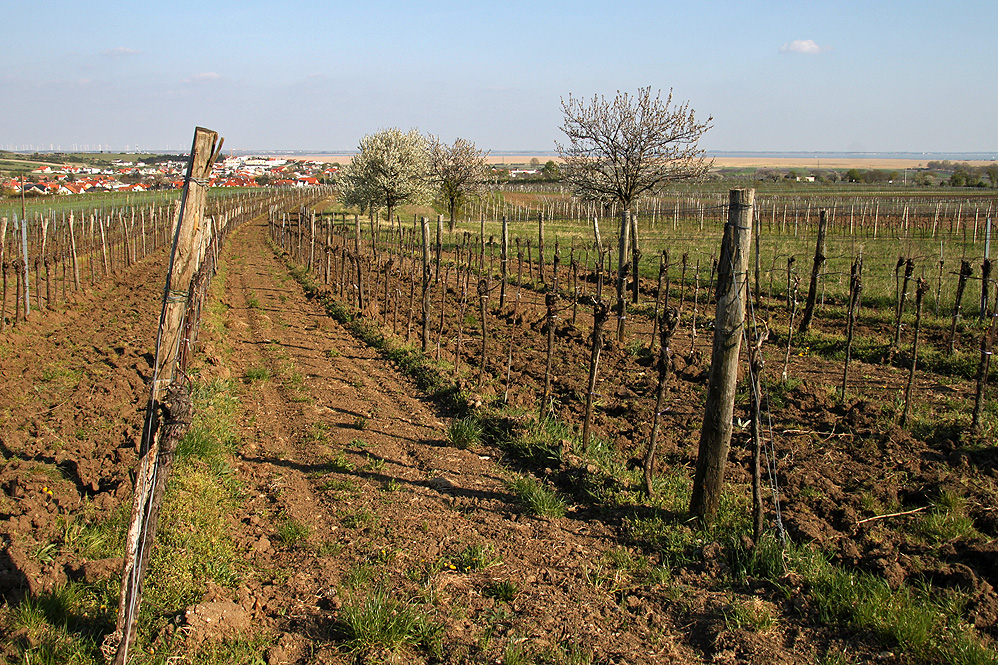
{"left": 186, "top": 72, "right": 222, "bottom": 83}
{"left": 779, "top": 39, "right": 828, "bottom": 54}
{"left": 102, "top": 47, "right": 141, "bottom": 57}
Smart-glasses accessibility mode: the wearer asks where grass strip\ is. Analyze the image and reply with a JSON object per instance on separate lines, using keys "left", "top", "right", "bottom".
{"left": 506, "top": 473, "right": 566, "bottom": 518}
{"left": 338, "top": 587, "right": 441, "bottom": 657}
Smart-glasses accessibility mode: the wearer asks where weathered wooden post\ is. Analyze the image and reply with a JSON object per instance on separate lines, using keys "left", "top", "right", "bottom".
{"left": 355, "top": 213, "right": 364, "bottom": 310}
{"left": 797, "top": 209, "right": 827, "bottom": 336}
{"left": 643, "top": 307, "right": 679, "bottom": 496}
{"left": 892, "top": 258, "right": 915, "bottom": 350}
{"left": 949, "top": 260, "right": 973, "bottom": 354}
{"left": 540, "top": 290, "right": 558, "bottom": 417}
{"left": 420, "top": 217, "right": 431, "bottom": 352}
{"left": 749, "top": 326, "right": 769, "bottom": 542}
{"left": 0, "top": 217, "right": 7, "bottom": 332}
{"left": 615, "top": 210, "right": 631, "bottom": 342}
{"left": 981, "top": 258, "right": 993, "bottom": 321}
{"left": 499, "top": 216, "right": 509, "bottom": 308}
{"left": 631, "top": 211, "right": 641, "bottom": 305}
{"left": 583, "top": 298, "right": 609, "bottom": 448}
{"left": 111, "top": 127, "right": 222, "bottom": 665}
{"left": 971, "top": 312, "right": 997, "bottom": 432}
{"left": 690, "top": 188, "right": 754, "bottom": 524}
{"left": 900, "top": 278, "right": 928, "bottom": 426}
{"left": 537, "top": 211, "right": 546, "bottom": 286}
{"left": 841, "top": 257, "right": 863, "bottom": 401}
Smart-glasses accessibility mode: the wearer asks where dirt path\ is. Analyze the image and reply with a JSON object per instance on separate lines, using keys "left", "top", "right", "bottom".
{"left": 209, "top": 214, "right": 736, "bottom": 664}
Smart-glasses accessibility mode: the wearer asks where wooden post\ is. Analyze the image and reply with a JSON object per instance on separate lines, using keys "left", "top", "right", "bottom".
{"left": 892, "top": 258, "right": 915, "bottom": 350}
{"left": 420, "top": 217, "right": 431, "bottom": 352}
{"left": 615, "top": 209, "right": 631, "bottom": 342}
{"left": 690, "top": 188, "right": 754, "bottom": 524}
{"left": 476, "top": 277, "right": 489, "bottom": 386}
{"left": 435, "top": 214, "right": 443, "bottom": 283}
{"left": 643, "top": 307, "right": 679, "bottom": 496}
{"left": 971, "top": 312, "right": 997, "bottom": 432}
{"left": 749, "top": 327, "right": 769, "bottom": 542}
{"left": 841, "top": 257, "right": 863, "bottom": 401}
{"left": 538, "top": 211, "right": 546, "bottom": 286}
{"left": 900, "top": 278, "right": 928, "bottom": 426}
{"left": 981, "top": 258, "right": 993, "bottom": 321}
{"left": 650, "top": 250, "right": 667, "bottom": 351}
{"left": 631, "top": 211, "right": 641, "bottom": 305}
{"left": 112, "top": 127, "right": 222, "bottom": 665}
{"left": 69, "top": 212, "right": 80, "bottom": 291}
{"left": 0, "top": 217, "right": 7, "bottom": 332}
{"left": 583, "top": 297, "right": 609, "bottom": 448}
{"left": 797, "top": 209, "right": 827, "bottom": 336}
{"left": 19, "top": 216, "right": 30, "bottom": 318}
{"left": 754, "top": 206, "right": 762, "bottom": 309}
{"left": 949, "top": 260, "right": 973, "bottom": 355}
{"left": 355, "top": 213, "right": 363, "bottom": 310}
{"left": 499, "top": 216, "right": 509, "bottom": 308}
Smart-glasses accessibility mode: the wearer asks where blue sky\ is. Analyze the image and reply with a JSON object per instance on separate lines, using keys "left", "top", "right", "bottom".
{"left": 1, "top": 0, "right": 995, "bottom": 153}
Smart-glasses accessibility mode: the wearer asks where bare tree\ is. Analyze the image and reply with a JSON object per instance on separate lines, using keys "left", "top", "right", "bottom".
{"left": 556, "top": 87, "right": 712, "bottom": 340}
{"left": 428, "top": 136, "right": 490, "bottom": 230}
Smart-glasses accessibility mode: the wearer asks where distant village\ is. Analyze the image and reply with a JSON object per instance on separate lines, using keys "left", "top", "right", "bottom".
{"left": 1, "top": 155, "right": 338, "bottom": 196}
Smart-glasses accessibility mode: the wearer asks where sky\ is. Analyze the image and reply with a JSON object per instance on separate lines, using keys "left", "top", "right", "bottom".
{"left": 2, "top": 0, "right": 995, "bottom": 154}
